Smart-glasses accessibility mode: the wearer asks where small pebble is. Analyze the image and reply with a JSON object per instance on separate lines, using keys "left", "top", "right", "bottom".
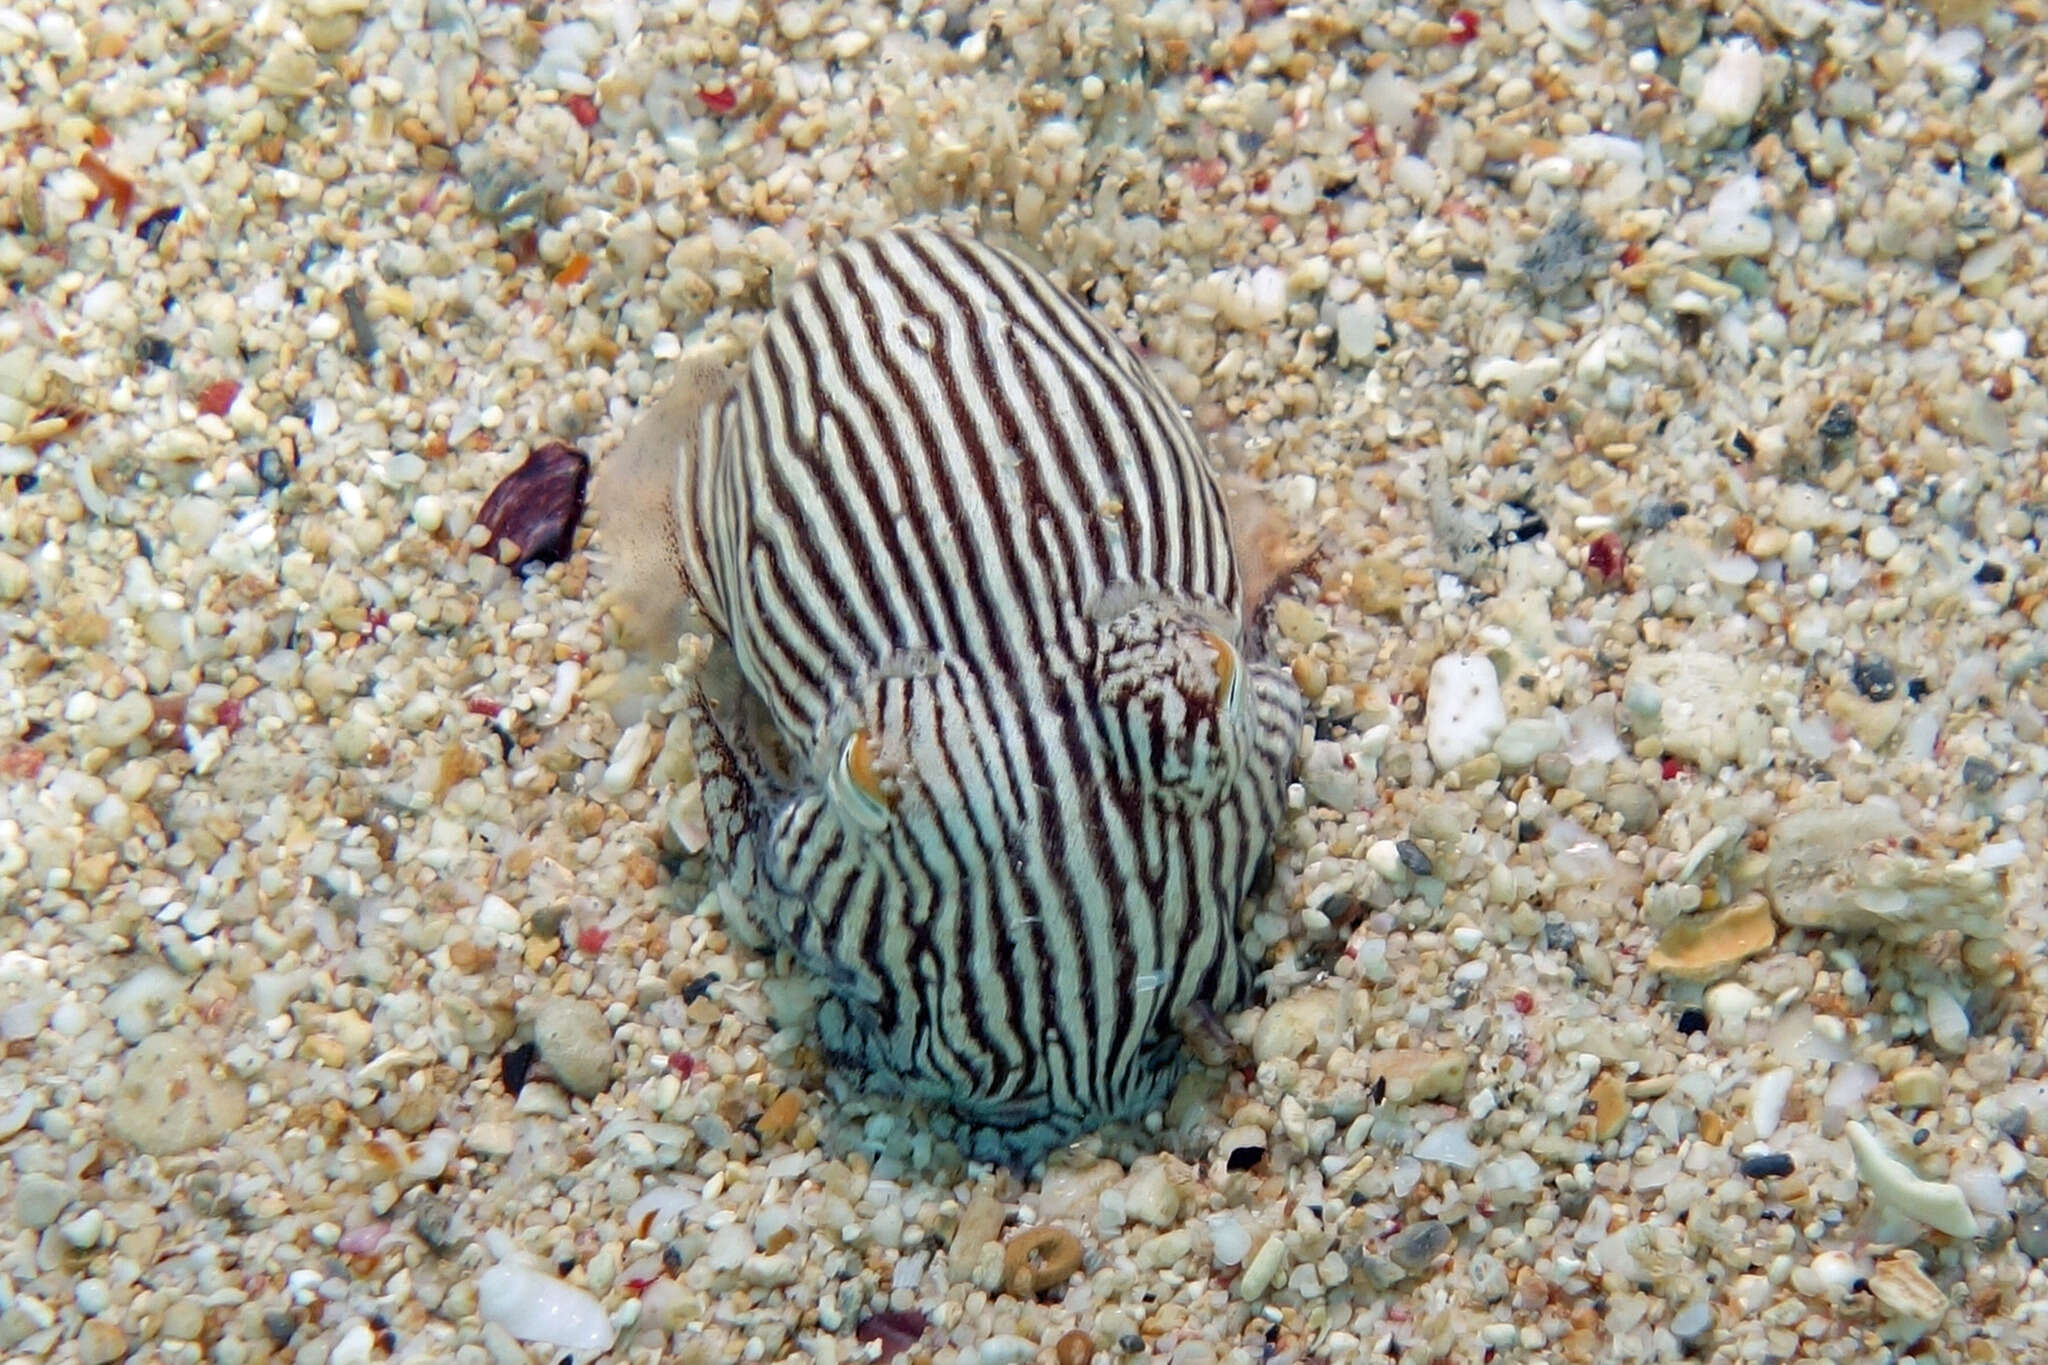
{"left": 1424, "top": 654, "right": 1506, "bottom": 771}
{"left": 1846, "top": 1121, "right": 1979, "bottom": 1239}
{"left": 1387, "top": 1220, "right": 1451, "bottom": 1271}
{"left": 1740, "top": 1152, "right": 1795, "bottom": 1179}
{"left": 477, "top": 1252, "right": 616, "bottom": 1354}
{"left": 107, "top": 1032, "right": 247, "bottom": 1154}
{"left": 1851, "top": 655, "right": 1898, "bottom": 702}
{"left": 531, "top": 997, "right": 616, "bottom": 1098}
{"left": 1208, "top": 1214, "right": 1252, "bottom": 1267}
{"left": 1603, "top": 782, "right": 1659, "bottom": 834}
{"left": 1124, "top": 1161, "right": 1182, "bottom": 1228}
{"left": 1893, "top": 1067, "right": 1944, "bottom": 1110}
{"left": 16, "top": 1173, "right": 73, "bottom": 1229}
{"left": 162, "top": 1298, "right": 206, "bottom": 1341}
{"left": 1697, "top": 39, "right": 1766, "bottom": 127}
{"left": 78, "top": 1320, "right": 127, "bottom": 1365}
{"left": 2016, "top": 1208, "right": 2048, "bottom": 1261}
{"left": 73, "top": 1278, "right": 111, "bottom": 1317}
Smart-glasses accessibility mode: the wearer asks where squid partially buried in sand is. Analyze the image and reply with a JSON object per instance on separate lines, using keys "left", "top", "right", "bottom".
{"left": 594, "top": 224, "right": 1309, "bottom": 1164}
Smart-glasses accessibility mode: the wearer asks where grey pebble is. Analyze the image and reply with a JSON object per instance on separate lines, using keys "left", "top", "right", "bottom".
{"left": 1395, "top": 840, "right": 1434, "bottom": 877}
{"left": 15, "top": 1172, "right": 72, "bottom": 1229}
{"left": 1532, "top": 751, "right": 1573, "bottom": 789}
{"left": 107, "top": 1031, "right": 248, "bottom": 1155}
{"left": 1354, "top": 1252, "right": 1407, "bottom": 1290}
{"left": 1603, "top": 782, "right": 1659, "bottom": 834}
{"left": 531, "top": 997, "right": 617, "bottom": 1098}
{"left": 2017, "top": 1206, "right": 2048, "bottom": 1261}
{"left": 1388, "top": 1219, "right": 1451, "bottom": 1271}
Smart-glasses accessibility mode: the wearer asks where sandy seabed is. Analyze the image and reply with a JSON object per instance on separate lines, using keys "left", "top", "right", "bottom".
{"left": 5, "top": 1, "right": 2048, "bottom": 1363}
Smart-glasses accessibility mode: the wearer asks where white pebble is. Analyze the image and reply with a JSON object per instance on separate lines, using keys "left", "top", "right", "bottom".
{"left": 1492, "top": 716, "right": 1563, "bottom": 770}
{"left": 1208, "top": 1213, "right": 1252, "bottom": 1267}
{"left": 73, "top": 1277, "right": 110, "bottom": 1317}
{"left": 1425, "top": 653, "right": 1505, "bottom": 771}
{"left": 1705, "top": 980, "right": 1758, "bottom": 1027}
{"left": 1845, "top": 1122, "right": 1978, "bottom": 1239}
{"left": 1923, "top": 984, "right": 1970, "bottom": 1054}
{"left": 1707, "top": 553, "right": 1758, "bottom": 587}
{"left": 974, "top": 1339, "right": 1039, "bottom": 1365}
{"left": 1124, "top": 1162, "right": 1181, "bottom": 1228}
{"left": 776, "top": 2, "right": 816, "bottom": 40}
{"left": 1532, "top": 0, "right": 1597, "bottom": 51}
{"left": 169, "top": 497, "right": 225, "bottom": 555}
{"left": 91, "top": 691, "right": 155, "bottom": 749}
{"left": 1698, "top": 40, "right": 1766, "bottom": 127}
{"left": 600, "top": 721, "right": 656, "bottom": 796}
{"left": 1270, "top": 160, "right": 1317, "bottom": 216}
{"left": 59, "top": 1207, "right": 104, "bottom": 1249}
{"left": 1238, "top": 1233, "right": 1287, "bottom": 1299}
{"left": 1334, "top": 298, "right": 1382, "bottom": 366}
{"left": 477, "top": 894, "right": 523, "bottom": 934}
{"left": 1751, "top": 1067, "right": 1792, "bottom": 1140}
{"left": 104, "top": 965, "right": 186, "bottom": 1042}
{"left": 37, "top": 10, "right": 83, "bottom": 57}
{"left": 1415, "top": 1120, "right": 1481, "bottom": 1170}
{"left": 1391, "top": 155, "right": 1437, "bottom": 201}
{"left": 79, "top": 280, "right": 128, "bottom": 324}
{"left": 412, "top": 494, "right": 446, "bottom": 533}
{"left": 477, "top": 1256, "right": 616, "bottom": 1354}
{"left": 1808, "top": 1250, "right": 1864, "bottom": 1298}
{"left": 329, "top": 1321, "right": 375, "bottom": 1365}
{"left": 1249, "top": 266, "right": 1286, "bottom": 323}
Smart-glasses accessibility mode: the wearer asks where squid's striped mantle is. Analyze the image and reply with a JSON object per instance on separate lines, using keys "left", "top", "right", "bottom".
{"left": 598, "top": 225, "right": 1304, "bottom": 1163}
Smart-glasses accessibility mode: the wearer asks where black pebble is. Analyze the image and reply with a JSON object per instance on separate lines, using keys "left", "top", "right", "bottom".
{"left": 501, "top": 1040, "right": 537, "bottom": 1095}
{"left": 1225, "top": 1140, "right": 1266, "bottom": 1173}
{"left": 257, "top": 447, "right": 291, "bottom": 491}
{"left": 1741, "top": 1152, "right": 1795, "bottom": 1179}
{"left": 1491, "top": 500, "right": 1548, "bottom": 547}
{"left": 135, "top": 335, "right": 173, "bottom": 369}
{"left": 1676, "top": 1007, "right": 1707, "bottom": 1037}
{"left": 1395, "top": 840, "right": 1434, "bottom": 877}
{"left": 1818, "top": 404, "right": 1857, "bottom": 441}
{"left": 1975, "top": 562, "right": 2007, "bottom": 584}
{"left": 136, "top": 205, "right": 182, "bottom": 248}
{"left": 1543, "top": 919, "right": 1578, "bottom": 953}
{"left": 1850, "top": 655, "right": 1897, "bottom": 702}
{"left": 1637, "top": 500, "right": 1687, "bottom": 531}
{"left": 1962, "top": 756, "right": 2001, "bottom": 792}
{"left": 680, "top": 974, "right": 720, "bottom": 1004}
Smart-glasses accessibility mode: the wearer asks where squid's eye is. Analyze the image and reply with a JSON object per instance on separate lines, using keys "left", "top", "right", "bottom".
{"left": 831, "top": 728, "right": 894, "bottom": 831}
{"left": 1200, "top": 629, "right": 1242, "bottom": 713}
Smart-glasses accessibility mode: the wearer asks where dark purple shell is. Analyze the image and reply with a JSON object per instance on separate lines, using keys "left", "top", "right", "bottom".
{"left": 854, "top": 1309, "right": 929, "bottom": 1362}
{"left": 476, "top": 442, "right": 589, "bottom": 570}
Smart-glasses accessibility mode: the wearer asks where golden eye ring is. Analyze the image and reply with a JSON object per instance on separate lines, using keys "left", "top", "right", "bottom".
{"left": 834, "top": 727, "right": 896, "bottom": 830}
{"left": 1200, "top": 629, "right": 1241, "bottom": 711}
